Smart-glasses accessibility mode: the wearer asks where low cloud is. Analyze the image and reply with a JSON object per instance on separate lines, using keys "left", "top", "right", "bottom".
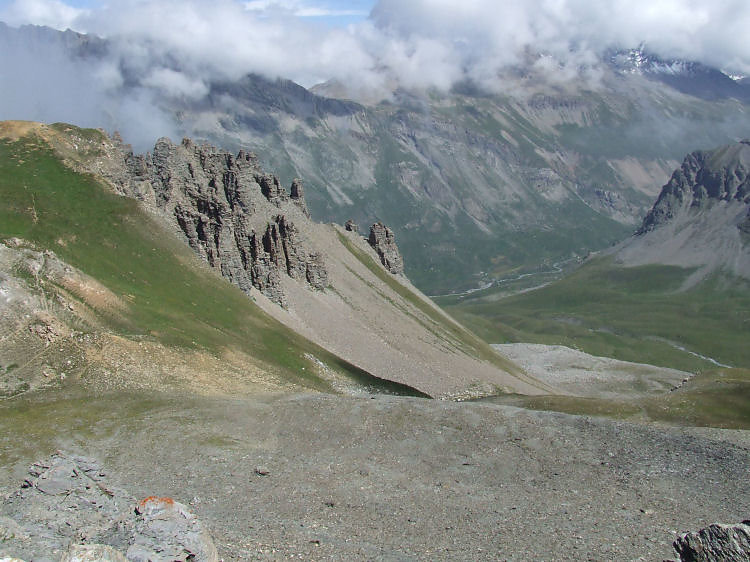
{"left": 1, "top": 0, "right": 750, "bottom": 147}
{"left": 4, "top": 0, "right": 750, "bottom": 91}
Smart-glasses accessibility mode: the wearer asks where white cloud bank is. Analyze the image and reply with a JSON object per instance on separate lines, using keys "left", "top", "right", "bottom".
{"left": 3, "top": 0, "right": 750, "bottom": 89}
{"left": 1, "top": 0, "right": 750, "bottom": 146}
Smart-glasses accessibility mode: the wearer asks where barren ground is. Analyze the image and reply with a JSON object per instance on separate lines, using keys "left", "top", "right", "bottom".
{"left": 1, "top": 389, "right": 748, "bottom": 561}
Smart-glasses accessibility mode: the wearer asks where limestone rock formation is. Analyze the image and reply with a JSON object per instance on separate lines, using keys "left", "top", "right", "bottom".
{"left": 368, "top": 222, "right": 404, "bottom": 275}
{"left": 616, "top": 141, "right": 750, "bottom": 281}
{"left": 0, "top": 452, "right": 217, "bottom": 562}
{"left": 673, "top": 521, "right": 750, "bottom": 561}
{"left": 114, "top": 138, "right": 328, "bottom": 306}
{"left": 637, "top": 141, "right": 750, "bottom": 235}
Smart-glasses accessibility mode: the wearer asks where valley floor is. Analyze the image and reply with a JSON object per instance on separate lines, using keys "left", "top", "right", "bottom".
{"left": 1, "top": 389, "right": 748, "bottom": 560}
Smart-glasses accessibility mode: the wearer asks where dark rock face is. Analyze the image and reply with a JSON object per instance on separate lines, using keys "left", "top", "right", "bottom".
{"left": 290, "top": 178, "right": 310, "bottom": 217}
{"left": 368, "top": 222, "right": 404, "bottom": 275}
{"left": 0, "top": 452, "right": 217, "bottom": 562}
{"left": 673, "top": 521, "right": 750, "bottom": 561}
{"left": 638, "top": 142, "right": 750, "bottom": 235}
{"left": 117, "top": 138, "right": 327, "bottom": 306}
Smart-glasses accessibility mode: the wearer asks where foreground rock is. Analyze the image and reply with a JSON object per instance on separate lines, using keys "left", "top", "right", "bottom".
{"left": 0, "top": 453, "right": 217, "bottom": 562}
{"left": 673, "top": 521, "right": 750, "bottom": 561}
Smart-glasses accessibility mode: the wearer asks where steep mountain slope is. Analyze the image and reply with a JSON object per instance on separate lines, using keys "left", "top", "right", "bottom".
{"left": 616, "top": 140, "right": 750, "bottom": 284}
{"left": 175, "top": 67, "right": 750, "bottom": 294}
{"left": 444, "top": 143, "right": 750, "bottom": 372}
{"left": 4, "top": 23, "right": 750, "bottom": 293}
{"left": 0, "top": 121, "right": 420, "bottom": 399}
{"left": 0, "top": 121, "right": 542, "bottom": 399}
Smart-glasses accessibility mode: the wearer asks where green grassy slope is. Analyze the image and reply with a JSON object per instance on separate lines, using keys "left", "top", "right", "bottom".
{"left": 443, "top": 257, "right": 750, "bottom": 372}
{"left": 0, "top": 128, "right": 427, "bottom": 397}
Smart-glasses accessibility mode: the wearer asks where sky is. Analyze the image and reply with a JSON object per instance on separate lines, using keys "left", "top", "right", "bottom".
{"left": 0, "top": 0, "right": 376, "bottom": 29}
{"left": 2, "top": 0, "right": 750, "bottom": 147}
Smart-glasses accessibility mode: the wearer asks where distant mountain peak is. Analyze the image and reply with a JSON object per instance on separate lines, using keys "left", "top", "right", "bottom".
{"left": 638, "top": 141, "right": 750, "bottom": 235}
{"left": 614, "top": 141, "right": 750, "bottom": 284}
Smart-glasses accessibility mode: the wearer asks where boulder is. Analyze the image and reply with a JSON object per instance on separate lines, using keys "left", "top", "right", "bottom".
{"left": 126, "top": 497, "right": 218, "bottom": 562}
{"left": 0, "top": 453, "right": 218, "bottom": 562}
{"left": 673, "top": 521, "right": 750, "bottom": 561}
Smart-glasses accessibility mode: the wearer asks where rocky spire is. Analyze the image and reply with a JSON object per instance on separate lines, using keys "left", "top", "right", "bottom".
{"left": 368, "top": 222, "right": 404, "bottom": 275}
{"left": 289, "top": 178, "right": 310, "bottom": 217}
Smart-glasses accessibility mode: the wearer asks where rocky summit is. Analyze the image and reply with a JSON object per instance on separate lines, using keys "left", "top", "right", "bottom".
{"left": 638, "top": 140, "right": 750, "bottom": 234}
{"left": 615, "top": 140, "right": 750, "bottom": 282}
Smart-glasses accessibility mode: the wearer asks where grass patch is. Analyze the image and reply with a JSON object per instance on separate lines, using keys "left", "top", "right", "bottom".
{"left": 448, "top": 257, "right": 750, "bottom": 372}
{"left": 481, "top": 368, "right": 750, "bottom": 429}
{"left": 642, "top": 368, "right": 750, "bottom": 429}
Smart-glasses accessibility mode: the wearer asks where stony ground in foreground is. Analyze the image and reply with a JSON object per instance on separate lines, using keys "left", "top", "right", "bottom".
{"left": 1, "top": 390, "right": 748, "bottom": 560}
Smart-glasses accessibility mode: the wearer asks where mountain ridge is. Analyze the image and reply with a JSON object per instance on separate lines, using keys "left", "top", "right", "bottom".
{"left": 0, "top": 120, "right": 546, "bottom": 399}
{"left": 616, "top": 140, "right": 750, "bottom": 284}
{"left": 5, "top": 22, "right": 750, "bottom": 293}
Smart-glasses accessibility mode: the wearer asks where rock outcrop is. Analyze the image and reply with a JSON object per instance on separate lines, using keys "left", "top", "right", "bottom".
{"left": 637, "top": 141, "right": 750, "bottom": 234}
{"left": 114, "top": 138, "right": 327, "bottom": 306}
{"left": 616, "top": 141, "right": 750, "bottom": 281}
{"left": 367, "top": 222, "right": 404, "bottom": 275}
{"left": 0, "top": 452, "right": 217, "bottom": 562}
{"left": 673, "top": 521, "right": 750, "bottom": 561}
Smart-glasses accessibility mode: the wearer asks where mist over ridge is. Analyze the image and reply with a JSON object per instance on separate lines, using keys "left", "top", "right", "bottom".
{"left": 2, "top": 0, "right": 750, "bottom": 135}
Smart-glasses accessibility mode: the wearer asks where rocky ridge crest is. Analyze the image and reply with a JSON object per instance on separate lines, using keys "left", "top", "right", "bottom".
{"left": 111, "top": 137, "right": 326, "bottom": 306}
{"left": 638, "top": 141, "right": 750, "bottom": 235}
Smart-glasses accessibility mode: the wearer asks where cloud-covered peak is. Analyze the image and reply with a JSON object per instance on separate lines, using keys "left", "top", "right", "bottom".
{"left": 2, "top": 0, "right": 750, "bottom": 93}
{"left": 1, "top": 0, "right": 750, "bottom": 148}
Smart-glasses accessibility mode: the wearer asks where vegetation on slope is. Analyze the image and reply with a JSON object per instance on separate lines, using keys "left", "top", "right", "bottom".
{"left": 482, "top": 368, "right": 750, "bottom": 430}
{"left": 443, "top": 257, "right": 750, "bottom": 372}
{"left": 0, "top": 126, "right": 427, "bottom": 396}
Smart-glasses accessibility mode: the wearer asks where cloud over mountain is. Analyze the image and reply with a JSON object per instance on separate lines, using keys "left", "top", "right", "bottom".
{"left": 3, "top": 0, "right": 750, "bottom": 90}
{"left": 1, "top": 0, "right": 750, "bottom": 146}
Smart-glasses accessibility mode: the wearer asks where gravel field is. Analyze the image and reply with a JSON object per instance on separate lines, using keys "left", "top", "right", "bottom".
{"left": 1, "top": 390, "right": 748, "bottom": 560}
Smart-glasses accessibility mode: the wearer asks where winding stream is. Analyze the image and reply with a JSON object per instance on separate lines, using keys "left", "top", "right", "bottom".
{"left": 430, "top": 257, "right": 577, "bottom": 298}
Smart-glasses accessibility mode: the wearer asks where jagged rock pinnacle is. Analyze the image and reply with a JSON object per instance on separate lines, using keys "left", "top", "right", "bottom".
{"left": 368, "top": 222, "right": 404, "bottom": 275}
{"left": 113, "top": 137, "right": 327, "bottom": 306}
